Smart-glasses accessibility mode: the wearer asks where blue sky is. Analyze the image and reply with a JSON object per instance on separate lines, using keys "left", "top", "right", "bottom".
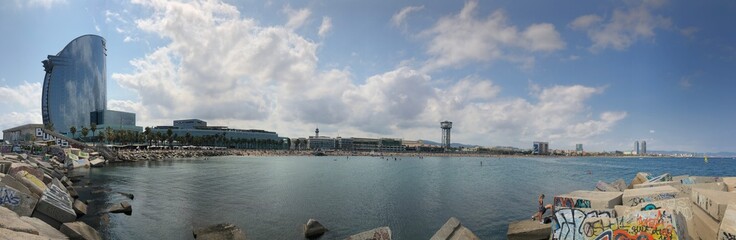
{"left": 1, "top": 0, "right": 735, "bottom": 152}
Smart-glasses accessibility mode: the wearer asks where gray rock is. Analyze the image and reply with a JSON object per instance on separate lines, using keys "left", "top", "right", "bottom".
{"left": 344, "top": 226, "right": 392, "bottom": 240}
{"left": 0, "top": 206, "right": 39, "bottom": 235}
{"left": 507, "top": 219, "right": 549, "bottom": 240}
{"left": 193, "top": 223, "right": 247, "bottom": 240}
{"left": 34, "top": 184, "right": 76, "bottom": 227}
{"left": 1, "top": 174, "right": 39, "bottom": 199}
{"left": 60, "top": 221, "right": 102, "bottom": 240}
{"left": 612, "top": 179, "right": 627, "bottom": 191}
{"left": 303, "top": 218, "right": 328, "bottom": 238}
{"left": 73, "top": 199, "right": 87, "bottom": 217}
{"left": 0, "top": 160, "right": 12, "bottom": 174}
{"left": 20, "top": 216, "right": 69, "bottom": 240}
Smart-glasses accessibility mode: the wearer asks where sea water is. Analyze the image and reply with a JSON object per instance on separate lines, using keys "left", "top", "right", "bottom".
{"left": 72, "top": 156, "right": 734, "bottom": 239}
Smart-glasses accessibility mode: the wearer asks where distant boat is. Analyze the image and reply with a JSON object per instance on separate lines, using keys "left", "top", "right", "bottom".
{"left": 704, "top": 155, "right": 708, "bottom": 163}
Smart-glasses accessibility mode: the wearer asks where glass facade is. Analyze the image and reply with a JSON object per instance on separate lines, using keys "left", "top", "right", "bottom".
{"left": 42, "top": 35, "right": 107, "bottom": 134}
{"left": 90, "top": 110, "right": 136, "bottom": 127}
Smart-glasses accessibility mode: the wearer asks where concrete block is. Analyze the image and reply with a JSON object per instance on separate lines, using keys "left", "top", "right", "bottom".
{"left": 718, "top": 204, "right": 736, "bottom": 240}
{"left": 13, "top": 170, "right": 47, "bottom": 196}
{"left": 628, "top": 172, "right": 651, "bottom": 189}
{"left": 633, "top": 180, "right": 679, "bottom": 189}
{"left": 8, "top": 162, "right": 43, "bottom": 180}
{"left": 1, "top": 174, "right": 38, "bottom": 199}
{"left": 0, "top": 228, "right": 49, "bottom": 240}
{"left": 672, "top": 175, "right": 690, "bottom": 183}
{"left": 595, "top": 181, "right": 620, "bottom": 192}
{"left": 646, "top": 173, "right": 672, "bottom": 183}
{"left": 553, "top": 191, "right": 623, "bottom": 209}
{"left": 613, "top": 197, "right": 693, "bottom": 239}
{"left": 0, "top": 160, "right": 12, "bottom": 174}
{"left": 723, "top": 177, "right": 736, "bottom": 192}
{"left": 73, "top": 199, "right": 87, "bottom": 217}
{"left": 583, "top": 209, "right": 680, "bottom": 240}
{"left": 34, "top": 184, "right": 76, "bottom": 226}
{"left": 0, "top": 183, "right": 38, "bottom": 216}
{"left": 676, "top": 182, "right": 727, "bottom": 197}
{"left": 345, "top": 226, "right": 391, "bottom": 240}
{"left": 430, "top": 217, "right": 479, "bottom": 240}
{"left": 109, "top": 201, "right": 132, "bottom": 215}
{"left": 192, "top": 223, "right": 246, "bottom": 240}
{"left": 693, "top": 201, "right": 719, "bottom": 240}
{"left": 691, "top": 188, "right": 736, "bottom": 221}
{"left": 691, "top": 176, "right": 722, "bottom": 184}
{"left": 507, "top": 219, "right": 549, "bottom": 240}
{"left": 551, "top": 208, "right": 615, "bottom": 240}
{"left": 0, "top": 206, "right": 39, "bottom": 235}
{"left": 622, "top": 185, "right": 679, "bottom": 207}
{"left": 60, "top": 221, "right": 102, "bottom": 240}
{"left": 20, "top": 216, "right": 69, "bottom": 240}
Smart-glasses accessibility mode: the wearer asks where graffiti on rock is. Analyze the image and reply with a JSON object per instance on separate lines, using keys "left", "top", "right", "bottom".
{"left": 0, "top": 187, "right": 21, "bottom": 206}
{"left": 586, "top": 209, "right": 679, "bottom": 240}
{"left": 627, "top": 193, "right": 677, "bottom": 207}
{"left": 554, "top": 197, "right": 592, "bottom": 209}
{"left": 552, "top": 208, "right": 614, "bottom": 240}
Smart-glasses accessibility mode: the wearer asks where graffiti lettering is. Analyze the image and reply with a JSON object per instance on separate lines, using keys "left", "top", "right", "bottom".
{"left": 627, "top": 193, "right": 677, "bottom": 207}
{"left": 554, "top": 197, "right": 592, "bottom": 209}
{"left": 0, "top": 187, "right": 21, "bottom": 206}
{"left": 722, "top": 232, "right": 736, "bottom": 240}
{"left": 552, "top": 208, "right": 614, "bottom": 240}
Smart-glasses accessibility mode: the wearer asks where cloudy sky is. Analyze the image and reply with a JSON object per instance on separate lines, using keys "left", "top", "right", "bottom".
{"left": 1, "top": 0, "right": 735, "bottom": 152}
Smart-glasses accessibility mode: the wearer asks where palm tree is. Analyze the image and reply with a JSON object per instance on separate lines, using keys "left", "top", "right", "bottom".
{"left": 45, "top": 123, "right": 55, "bottom": 132}
{"left": 105, "top": 127, "right": 113, "bottom": 144}
{"left": 81, "top": 127, "right": 89, "bottom": 141}
{"left": 90, "top": 123, "right": 97, "bottom": 143}
{"left": 144, "top": 127, "right": 152, "bottom": 145}
{"left": 69, "top": 126, "right": 77, "bottom": 139}
{"left": 98, "top": 132, "right": 106, "bottom": 144}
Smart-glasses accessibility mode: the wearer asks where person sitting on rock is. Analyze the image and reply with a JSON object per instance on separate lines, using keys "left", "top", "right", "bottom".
{"left": 532, "top": 194, "right": 553, "bottom": 224}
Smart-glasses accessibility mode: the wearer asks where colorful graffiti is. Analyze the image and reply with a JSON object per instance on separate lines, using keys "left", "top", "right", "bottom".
{"left": 554, "top": 197, "right": 593, "bottom": 209}
{"left": 584, "top": 209, "right": 679, "bottom": 240}
{"left": 552, "top": 208, "right": 614, "bottom": 240}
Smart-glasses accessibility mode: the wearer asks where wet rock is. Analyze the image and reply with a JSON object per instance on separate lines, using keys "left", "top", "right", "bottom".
{"left": 109, "top": 201, "right": 132, "bottom": 215}
{"left": 193, "top": 223, "right": 247, "bottom": 240}
{"left": 20, "top": 216, "right": 69, "bottom": 240}
{"left": 60, "top": 221, "right": 102, "bottom": 240}
{"left": 117, "top": 191, "right": 134, "bottom": 200}
{"left": 0, "top": 206, "right": 39, "bottom": 235}
{"left": 73, "top": 199, "right": 87, "bottom": 217}
{"left": 303, "top": 219, "right": 328, "bottom": 238}
{"left": 344, "top": 226, "right": 392, "bottom": 240}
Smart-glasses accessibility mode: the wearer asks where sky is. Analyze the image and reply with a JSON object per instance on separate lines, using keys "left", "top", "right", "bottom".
{"left": 1, "top": 0, "right": 735, "bottom": 153}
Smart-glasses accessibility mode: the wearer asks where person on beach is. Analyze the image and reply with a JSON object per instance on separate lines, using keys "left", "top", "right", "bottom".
{"left": 532, "top": 194, "right": 553, "bottom": 224}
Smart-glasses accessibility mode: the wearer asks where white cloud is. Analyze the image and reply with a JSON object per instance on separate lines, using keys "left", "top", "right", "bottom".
{"left": 649, "top": 130, "right": 655, "bottom": 133}
{"left": 113, "top": 0, "right": 624, "bottom": 150}
{"left": 0, "top": 82, "right": 42, "bottom": 110}
{"left": 420, "top": 0, "right": 564, "bottom": 71}
{"left": 318, "top": 16, "right": 332, "bottom": 38}
{"left": 392, "top": 5, "right": 424, "bottom": 28}
{"left": 283, "top": 5, "right": 311, "bottom": 30}
{"left": 569, "top": 14, "right": 602, "bottom": 30}
{"left": 679, "top": 76, "right": 692, "bottom": 89}
{"left": 679, "top": 26, "right": 698, "bottom": 38}
{"left": 571, "top": 0, "right": 672, "bottom": 51}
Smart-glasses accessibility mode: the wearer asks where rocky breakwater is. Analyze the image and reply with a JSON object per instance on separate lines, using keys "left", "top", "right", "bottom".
{"left": 507, "top": 171, "right": 736, "bottom": 240}
{"left": 0, "top": 151, "right": 103, "bottom": 240}
{"left": 116, "top": 149, "right": 232, "bottom": 161}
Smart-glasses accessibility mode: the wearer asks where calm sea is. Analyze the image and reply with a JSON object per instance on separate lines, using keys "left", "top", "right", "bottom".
{"left": 70, "top": 156, "right": 734, "bottom": 239}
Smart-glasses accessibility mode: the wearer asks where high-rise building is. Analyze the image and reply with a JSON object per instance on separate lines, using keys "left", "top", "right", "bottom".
{"left": 440, "top": 121, "right": 452, "bottom": 150}
{"left": 641, "top": 141, "right": 647, "bottom": 155}
{"left": 635, "top": 141, "right": 640, "bottom": 155}
{"left": 533, "top": 142, "right": 549, "bottom": 155}
{"left": 576, "top": 144, "right": 583, "bottom": 154}
{"left": 42, "top": 35, "right": 107, "bottom": 135}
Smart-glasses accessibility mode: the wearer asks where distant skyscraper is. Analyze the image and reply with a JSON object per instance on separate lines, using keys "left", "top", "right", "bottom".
{"left": 533, "top": 142, "right": 549, "bottom": 155}
{"left": 641, "top": 141, "right": 647, "bottom": 155}
{"left": 576, "top": 144, "right": 583, "bottom": 154}
{"left": 42, "top": 35, "right": 107, "bottom": 134}
{"left": 440, "top": 121, "right": 452, "bottom": 150}
{"left": 635, "top": 141, "right": 640, "bottom": 155}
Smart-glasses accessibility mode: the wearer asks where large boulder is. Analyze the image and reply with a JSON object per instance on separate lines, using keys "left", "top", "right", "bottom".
{"left": 0, "top": 183, "right": 38, "bottom": 216}
{"left": 344, "top": 226, "right": 392, "bottom": 240}
{"left": 20, "top": 216, "right": 69, "bottom": 240}
{"left": 431, "top": 217, "right": 479, "bottom": 240}
{"left": 718, "top": 204, "right": 736, "bottom": 240}
{"left": 553, "top": 190, "right": 623, "bottom": 209}
{"left": 109, "top": 201, "right": 132, "bottom": 215}
{"left": 303, "top": 219, "right": 328, "bottom": 238}
{"left": 622, "top": 185, "right": 678, "bottom": 207}
{"left": 8, "top": 163, "right": 43, "bottom": 180}
{"left": 32, "top": 184, "right": 76, "bottom": 228}
{"left": 0, "top": 206, "right": 39, "bottom": 235}
{"left": 13, "top": 170, "right": 47, "bottom": 196}
{"left": 507, "top": 219, "right": 549, "bottom": 240}
{"left": 193, "top": 223, "right": 247, "bottom": 240}
{"left": 73, "top": 199, "right": 87, "bottom": 217}
{"left": 0, "top": 228, "right": 48, "bottom": 240}
{"left": 60, "top": 221, "right": 102, "bottom": 240}
{"left": 691, "top": 188, "right": 736, "bottom": 221}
